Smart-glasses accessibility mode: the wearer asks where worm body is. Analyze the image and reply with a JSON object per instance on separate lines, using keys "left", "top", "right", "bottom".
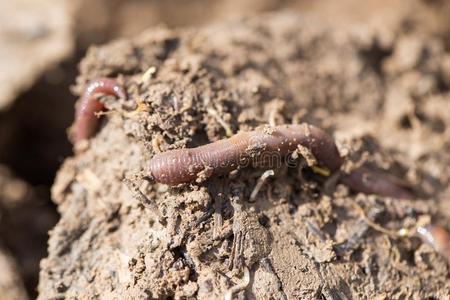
{"left": 417, "top": 225, "right": 450, "bottom": 261}
{"left": 341, "top": 167, "right": 414, "bottom": 199}
{"left": 74, "top": 78, "right": 125, "bottom": 142}
{"left": 149, "top": 124, "right": 343, "bottom": 185}
{"left": 148, "top": 123, "right": 418, "bottom": 196}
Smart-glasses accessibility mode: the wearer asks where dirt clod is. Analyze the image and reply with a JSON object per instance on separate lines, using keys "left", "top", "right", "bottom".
{"left": 40, "top": 11, "right": 449, "bottom": 299}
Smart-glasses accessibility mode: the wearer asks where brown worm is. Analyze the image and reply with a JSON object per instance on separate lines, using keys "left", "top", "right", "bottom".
{"left": 148, "top": 123, "right": 414, "bottom": 201}
{"left": 73, "top": 78, "right": 125, "bottom": 142}
{"left": 341, "top": 167, "right": 414, "bottom": 200}
{"left": 416, "top": 225, "right": 450, "bottom": 262}
{"left": 148, "top": 124, "right": 343, "bottom": 185}
{"left": 148, "top": 123, "right": 416, "bottom": 198}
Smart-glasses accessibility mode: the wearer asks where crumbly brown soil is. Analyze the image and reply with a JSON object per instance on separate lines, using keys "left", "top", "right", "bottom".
{"left": 39, "top": 12, "right": 450, "bottom": 299}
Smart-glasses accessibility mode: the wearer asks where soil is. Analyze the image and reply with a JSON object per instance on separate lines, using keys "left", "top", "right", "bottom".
{"left": 38, "top": 10, "right": 450, "bottom": 300}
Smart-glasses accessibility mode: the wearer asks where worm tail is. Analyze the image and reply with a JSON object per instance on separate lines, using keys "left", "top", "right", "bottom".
{"left": 341, "top": 167, "right": 414, "bottom": 199}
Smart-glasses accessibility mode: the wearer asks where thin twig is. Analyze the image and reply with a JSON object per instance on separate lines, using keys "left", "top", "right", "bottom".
{"left": 348, "top": 199, "right": 402, "bottom": 238}
{"left": 249, "top": 170, "right": 274, "bottom": 202}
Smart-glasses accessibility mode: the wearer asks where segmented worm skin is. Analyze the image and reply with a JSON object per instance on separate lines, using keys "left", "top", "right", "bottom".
{"left": 417, "top": 225, "right": 450, "bottom": 261}
{"left": 74, "top": 78, "right": 125, "bottom": 142}
{"left": 341, "top": 167, "right": 414, "bottom": 199}
{"left": 148, "top": 122, "right": 415, "bottom": 199}
{"left": 148, "top": 124, "right": 343, "bottom": 185}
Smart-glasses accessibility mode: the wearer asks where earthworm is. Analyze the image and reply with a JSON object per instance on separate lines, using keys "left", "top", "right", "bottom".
{"left": 341, "top": 167, "right": 414, "bottom": 199}
{"left": 148, "top": 123, "right": 418, "bottom": 198}
{"left": 73, "top": 78, "right": 125, "bottom": 142}
{"left": 148, "top": 124, "right": 343, "bottom": 185}
{"left": 416, "top": 225, "right": 450, "bottom": 262}
{"left": 148, "top": 122, "right": 415, "bottom": 200}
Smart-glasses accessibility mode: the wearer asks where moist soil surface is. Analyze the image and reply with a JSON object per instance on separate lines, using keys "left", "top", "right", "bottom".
{"left": 39, "top": 12, "right": 450, "bottom": 299}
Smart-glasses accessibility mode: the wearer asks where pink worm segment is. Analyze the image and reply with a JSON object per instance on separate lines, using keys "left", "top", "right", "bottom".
{"left": 417, "top": 225, "right": 450, "bottom": 262}
{"left": 149, "top": 124, "right": 343, "bottom": 185}
{"left": 340, "top": 167, "right": 414, "bottom": 200}
{"left": 74, "top": 78, "right": 125, "bottom": 142}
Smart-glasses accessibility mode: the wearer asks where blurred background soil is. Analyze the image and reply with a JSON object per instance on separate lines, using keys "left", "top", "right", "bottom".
{"left": 0, "top": 0, "right": 449, "bottom": 299}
